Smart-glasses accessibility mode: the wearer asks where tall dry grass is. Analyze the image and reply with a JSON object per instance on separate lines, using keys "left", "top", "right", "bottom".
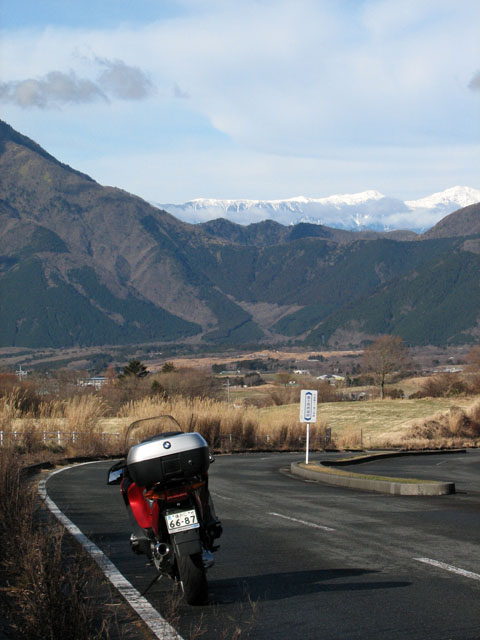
{"left": 0, "top": 448, "right": 116, "bottom": 639}
{"left": 401, "top": 399, "right": 480, "bottom": 449}
{"left": 0, "top": 393, "right": 122, "bottom": 457}
{"left": 1, "top": 390, "right": 335, "bottom": 454}
{"left": 118, "top": 395, "right": 335, "bottom": 450}
{"left": 0, "top": 389, "right": 26, "bottom": 427}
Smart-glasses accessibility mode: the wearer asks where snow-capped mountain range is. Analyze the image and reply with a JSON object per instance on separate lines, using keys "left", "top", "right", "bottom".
{"left": 158, "top": 186, "right": 480, "bottom": 232}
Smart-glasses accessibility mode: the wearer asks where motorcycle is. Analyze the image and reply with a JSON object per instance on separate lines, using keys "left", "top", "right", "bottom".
{"left": 107, "top": 416, "right": 222, "bottom": 605}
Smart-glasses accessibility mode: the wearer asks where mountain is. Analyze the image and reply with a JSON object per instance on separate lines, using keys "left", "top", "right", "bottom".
{"left": 159, "top": 186, "right": 480, "bottom": 232}
{"left": 421, "top": 203, "right": 480, "bottom": 240}
{"left": 0, "top": 120, "right": 262, "bottom": 347}
{"left": 1, "top": 119, "right": 479, "bottom": 350}
{"left": 196, "top": 218, "right": 417, "bottom": 246}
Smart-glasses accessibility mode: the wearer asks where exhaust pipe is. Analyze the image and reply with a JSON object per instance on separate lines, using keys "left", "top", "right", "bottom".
{"left": 155, "top": 542, "right": 170, "bottom": 557}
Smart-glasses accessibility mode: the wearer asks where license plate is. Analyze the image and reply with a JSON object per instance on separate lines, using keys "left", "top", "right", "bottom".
{"left": 165, "top": 509, "right": 199, "bottom": 533}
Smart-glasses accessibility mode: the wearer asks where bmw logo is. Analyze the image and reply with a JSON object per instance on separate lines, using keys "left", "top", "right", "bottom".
{"left": 163, "top": 441, "right": 172, "bottom": 450}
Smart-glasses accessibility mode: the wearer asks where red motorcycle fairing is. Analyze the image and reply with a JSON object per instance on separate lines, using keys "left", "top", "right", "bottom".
{"left": 126, "top": 482, "right": 152, "bottom": 529}
{"left": 151, "top": 501, "right": 160, "bottom": 536}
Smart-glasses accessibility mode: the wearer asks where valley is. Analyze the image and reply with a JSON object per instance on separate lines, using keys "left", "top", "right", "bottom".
{"left": 1, "top": 119, "right": 479, "bottom": 353}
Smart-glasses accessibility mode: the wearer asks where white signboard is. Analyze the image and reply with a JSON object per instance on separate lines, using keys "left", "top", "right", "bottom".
{"left": 300, "top": 390, "right": 318, "bottom": 423}
{"left": 300, "top": 389, "right": 318, "bottom": 465}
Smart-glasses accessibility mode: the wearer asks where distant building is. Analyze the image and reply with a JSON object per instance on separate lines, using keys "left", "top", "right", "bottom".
{"left": 78, "top": 376, "right": 105, "bottom": 389}
{"left": 316, "top": 374, "right": 345, "bottom": 384}
{"left": 294, "top": 369, "right": 310, "bottom": 375}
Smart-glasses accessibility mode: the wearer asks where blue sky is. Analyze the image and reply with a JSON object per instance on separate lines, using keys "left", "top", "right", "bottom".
{"left": 1, "top": 0, "right": 479, "bottom": 202}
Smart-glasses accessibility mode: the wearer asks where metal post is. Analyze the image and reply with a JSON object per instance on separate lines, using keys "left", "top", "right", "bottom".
{"left": 57, "top": 430, "right": 61, "bottom": 446}
{"left": 305, "top": 423, "right": 310, "bottom": 464}
{"left": 0, "top": 431, "right": 3, "bottom": 447}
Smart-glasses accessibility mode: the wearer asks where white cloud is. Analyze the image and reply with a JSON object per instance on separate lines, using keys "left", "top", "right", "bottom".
{"left": 96, "top": 57, "right": 154, "bottom": 100}
{"left": 0, "top": 55, "right": 154, "bottom": 108}
{"left": 80, "top": 142, "right": 480, "bottom": 204}
{"left": 0, "top": 71, "right": 107, "bottom": 108}
{"left": 0, "top": 1, "right": 479, "bottom": 199}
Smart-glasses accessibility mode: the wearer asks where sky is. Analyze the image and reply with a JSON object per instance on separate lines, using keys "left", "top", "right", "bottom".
{"left": 1, "top": 0, "right": 479, "bottom": 203}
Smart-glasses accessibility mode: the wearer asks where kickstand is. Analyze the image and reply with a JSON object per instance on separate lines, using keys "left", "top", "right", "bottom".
{"left": 141, "top": 572, "right": 163, "bottom": 597}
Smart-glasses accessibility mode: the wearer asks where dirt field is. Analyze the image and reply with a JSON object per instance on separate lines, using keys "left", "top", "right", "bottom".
{"left": 150, "top": 348, "right": 362, "bottom": 372}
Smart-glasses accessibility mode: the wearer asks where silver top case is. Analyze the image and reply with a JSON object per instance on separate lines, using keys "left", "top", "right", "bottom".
{"left": 127, "top": 431, "right": 208, "bottom": 465}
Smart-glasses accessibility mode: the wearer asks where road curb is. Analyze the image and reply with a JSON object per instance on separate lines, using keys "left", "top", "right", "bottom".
{"left": 320, "top": 448, "right": 466, "bottom": 467}
{"left": 291, "top": 451, "right": 457, "bottom": 496}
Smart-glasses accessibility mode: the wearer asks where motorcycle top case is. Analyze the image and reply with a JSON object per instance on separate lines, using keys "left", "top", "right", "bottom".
{"left": 126, "top": 432, "right": 209, "bottom": 488}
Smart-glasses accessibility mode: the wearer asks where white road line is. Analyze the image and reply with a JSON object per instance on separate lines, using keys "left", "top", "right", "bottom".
{"left": 414, "top": 557, "right": 480, "bottom": 582}
{"left": 269, "top": 512, "right": 335, "bottom": 531}
{"left": 210, "top": 491, "right": 234, "bottom": 502}
{"left": 38, "top": 463, "right": 183, "bottom": 640}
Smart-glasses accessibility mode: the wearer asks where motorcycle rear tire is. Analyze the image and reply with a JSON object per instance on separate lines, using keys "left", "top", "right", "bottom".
{"left": 177, "top": 552, "right": 208, "bottom": 605}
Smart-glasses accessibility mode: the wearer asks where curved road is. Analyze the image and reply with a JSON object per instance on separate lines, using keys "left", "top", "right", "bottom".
{"left": 46, "top": 451, "right": 480, "bottom": 639}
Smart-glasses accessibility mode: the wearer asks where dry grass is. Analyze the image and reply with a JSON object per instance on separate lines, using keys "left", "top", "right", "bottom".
{"left": 0, "top": 449, "right": 117, "bottom": 639}
{"left": 1, "top": 393, "right": 123, "bottom": 457}
{"left": 255, "top": 396, "right": 476, "bottom": 448}
{"left": 115, "top": 395, "right": 332, "bottom": 450}
{"left": 401, "top": 399, "right": 480, "bottom": 449}
{"left": 3, "top": 380, "right": 480, "bottom": 454}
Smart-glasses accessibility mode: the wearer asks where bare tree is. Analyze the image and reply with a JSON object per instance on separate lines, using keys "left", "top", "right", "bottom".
{"left": 275, "top": 372, "right": 293, "bottom": 387}
{"left": 362, "top": 335, "right": 410, "bottom": 399}
{"left": 466, "top": 345, "right": 480, "bottom": 371}
{"left": 466, "top": 345, "right": 480, "bottom": 393}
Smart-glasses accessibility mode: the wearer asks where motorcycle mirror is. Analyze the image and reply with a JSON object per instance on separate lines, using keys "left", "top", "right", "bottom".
{"left": 107, "top": 463, "right": 125, "bottom": 485}
{"left": 209, "top": 453, "right": 215, "bottom": 464}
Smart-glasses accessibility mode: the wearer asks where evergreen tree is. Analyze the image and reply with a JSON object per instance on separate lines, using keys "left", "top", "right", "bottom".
{"left": 120, "top": 360, "right": 149, "bottom": 379}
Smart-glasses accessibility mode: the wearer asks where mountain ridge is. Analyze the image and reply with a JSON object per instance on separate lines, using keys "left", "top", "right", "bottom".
{"left": 1, "top": 119, "right": 479, "bottom": 350}
{"left": 159, "top": 186, "right": 480, "bottom": 232}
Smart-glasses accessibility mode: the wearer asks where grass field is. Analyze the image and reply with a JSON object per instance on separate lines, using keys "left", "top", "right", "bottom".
{"left": 3, "top": 376, "right": 479, "bottom": 451}
{"left": 256, "top": 397, "right": 475, "bottom": 446}
{"left": 68, "top": 394, "right": 479, "bottom": 449}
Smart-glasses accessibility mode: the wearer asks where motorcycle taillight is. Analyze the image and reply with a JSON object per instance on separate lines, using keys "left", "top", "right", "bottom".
{"left": 144, "top": 479, "right": 205, "bottom": 501}
{"left": 165, "top": 488, "right": 188, "bottom": 502}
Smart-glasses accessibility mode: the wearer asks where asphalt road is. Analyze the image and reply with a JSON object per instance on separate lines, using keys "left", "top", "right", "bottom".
{"left": 46, "top": 450, "right": 480, "bottom": 640}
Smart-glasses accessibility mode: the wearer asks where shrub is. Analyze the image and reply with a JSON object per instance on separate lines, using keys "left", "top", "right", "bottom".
{"left": 411, "top": 373, "right": 469, "bottom": 398}
{"left": 0, "top": 451, "right": 117, "bottom": 639}
{"left": 402, "top": 401, "right": 480, "bottom": 445}
{"left": 267, "top": 386, "right": 300, "bottom": 406}
{"left": 152, "top": 370, "right": 221, "bottom": 399}
{"left": 384, "top": 388, "right": 405, "bottom": 399}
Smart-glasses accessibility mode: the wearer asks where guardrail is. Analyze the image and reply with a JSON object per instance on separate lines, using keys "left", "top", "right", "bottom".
{"left": 0, "top": 430, "right": 331, "bottom": 451}
{"left": 0, "top": 430, "right": 120, "bottom": 447}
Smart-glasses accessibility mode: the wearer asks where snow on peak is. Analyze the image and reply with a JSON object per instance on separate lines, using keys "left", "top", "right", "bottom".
{"left": 314, "top": 190, "right": 385, "bottom": 208}
{"left": 405, "top": 186, "right": 480, "bottom": 210}
{"left": 186, "top": 190, "right": 386, "bottom": 209}
{"left": 158, "top": 186, "right": 480, "bottom": 232}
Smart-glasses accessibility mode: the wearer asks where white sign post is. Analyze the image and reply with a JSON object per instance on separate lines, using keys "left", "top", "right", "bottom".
{"left": 300, "top": 389, "right": 318, "bottom": 464}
